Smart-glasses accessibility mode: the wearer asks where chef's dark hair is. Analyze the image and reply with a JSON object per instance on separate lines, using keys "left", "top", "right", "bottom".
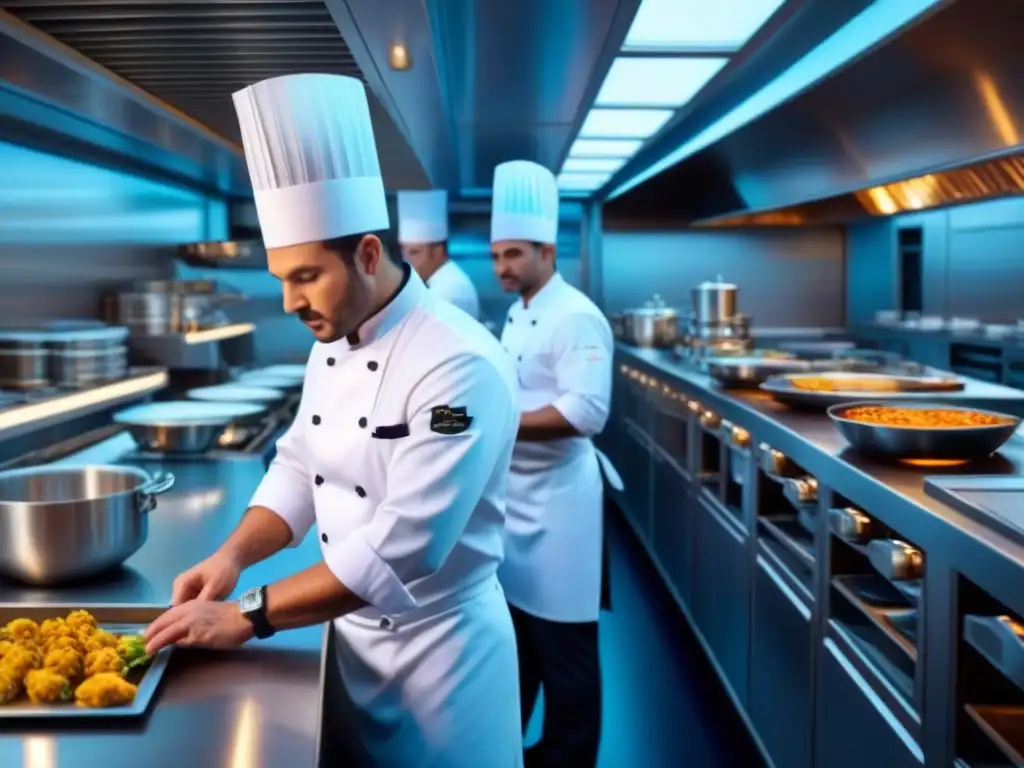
{"left": 324, "top": 231, "right": 401, "bottom": 265}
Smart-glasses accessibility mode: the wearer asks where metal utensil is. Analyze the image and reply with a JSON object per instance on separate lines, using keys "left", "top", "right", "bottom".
{"left": 187, "top": 384, "right": 286, "bottom": 404}
{"left": 867, "top": 539, "right": 924, "bottom": 581}
{"left": 0, "top": 465, "right": 174, "bottom": 584}
{"left": 707, "top": 357, "right": 812, "bottom": 388}
{"left": 827, "top": 401, "right": 1021, "bottom": 461}
{"left": 114, "top": 401, "right": 268, "bottom": 454}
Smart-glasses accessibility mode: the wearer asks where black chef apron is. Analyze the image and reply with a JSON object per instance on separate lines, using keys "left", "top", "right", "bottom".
{"left": 600, "top": 499, "right": 613, "bottom": 612}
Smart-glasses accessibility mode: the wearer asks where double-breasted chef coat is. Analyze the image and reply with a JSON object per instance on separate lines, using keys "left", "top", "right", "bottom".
{"left": 427, "top": 259, "right": 481, "bottom": 320}
{"left": 497, "top": 272, "right": 617, "bottom": 623}
{"left": 250, "top": 265, "right": 523, "bottom": 767}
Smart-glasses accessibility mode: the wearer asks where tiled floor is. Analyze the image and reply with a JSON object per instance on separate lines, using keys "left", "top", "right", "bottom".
{"left": 525, "top": 507, "right": 766, "bottom": 768}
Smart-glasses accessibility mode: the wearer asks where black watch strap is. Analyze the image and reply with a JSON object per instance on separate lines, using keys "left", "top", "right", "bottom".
{"left": 240, "top": 586, "right": 276, "bottom": 640}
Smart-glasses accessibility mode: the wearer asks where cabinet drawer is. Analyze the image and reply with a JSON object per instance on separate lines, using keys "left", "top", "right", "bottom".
{"left": 652, "top": 449, "right": 691, "bottom": 605}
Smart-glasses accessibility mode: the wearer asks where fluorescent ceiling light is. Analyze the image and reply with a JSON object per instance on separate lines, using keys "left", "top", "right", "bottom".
{"left": 569, "top": 138, "right": 644, "bottom": 157}
{"left": 609, "top": 0, "right": 948, "bottom": 200}
{"left": 562, "top": 157, "right": 626, "bottom": 173}
{"left": 596, "top": 56, "right": 728, "bottom": 107}
{"left": 623, "top": 0, "right": 786, "bottom": 51}
{"left": 558, "top": 173, "right": 610, "bottom": 190}
{"left": 579, "top": 108, "right": 673, "bottom": 139}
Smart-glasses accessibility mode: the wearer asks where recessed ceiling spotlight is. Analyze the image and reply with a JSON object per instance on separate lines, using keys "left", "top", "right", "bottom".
{"left": 388, "top": 41, "right": 412, "bottom": 71}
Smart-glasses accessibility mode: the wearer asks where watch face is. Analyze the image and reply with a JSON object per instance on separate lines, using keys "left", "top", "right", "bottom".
{"left": 238, "top": 588, "right": 262, "bottom": 613}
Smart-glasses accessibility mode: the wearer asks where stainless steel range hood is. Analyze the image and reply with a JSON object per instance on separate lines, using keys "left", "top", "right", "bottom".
{"left": 607, "top": 0, "right": 1024, "bottom": 225}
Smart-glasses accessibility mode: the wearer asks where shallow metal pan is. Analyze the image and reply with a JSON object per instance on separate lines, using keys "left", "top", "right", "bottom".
{"left": 827, "top": 401, "right": 1020, "bottom": 461}
{"left": 707, "top": 357, "right": 813, "bottom": 388}
{"left": 760, "top": 371, "right": 966, "bottom": 409}
{"left": 186, "top": 384, "right": 286, "bottom": 405}
{"left": 0, "top": 603, "right": 173, "bottom": 720}
{"left": 114, "top": 401, "right": 267, "bottom": 454}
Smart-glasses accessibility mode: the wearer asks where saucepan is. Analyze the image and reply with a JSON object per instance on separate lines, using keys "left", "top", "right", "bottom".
{"left": 114, "top": 401, "right": 268, "bottom": 454}
{"left": 0, "top": 465, "right": 175, "bottom": 585}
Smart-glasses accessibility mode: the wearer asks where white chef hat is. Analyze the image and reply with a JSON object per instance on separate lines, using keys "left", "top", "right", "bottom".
{"left": 490, "top": 160, "right": 560, "bottom": 245}
{"left": 397, "top": 190, "right": 449, "bottom": 244}
{"left": 232, "top": 73, "right": 389, "bottom": 250}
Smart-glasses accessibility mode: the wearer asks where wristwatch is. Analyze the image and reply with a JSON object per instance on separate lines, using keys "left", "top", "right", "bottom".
{"left": 238, "top": 586, "right": 276, "bottom": 640}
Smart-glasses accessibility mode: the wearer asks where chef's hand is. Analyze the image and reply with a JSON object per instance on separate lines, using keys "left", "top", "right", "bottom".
{"left": 170, "top": 551, "right": 241, "bottom": 605}
{"left": 143, "top": 600, "right": 253, "bottom": 656}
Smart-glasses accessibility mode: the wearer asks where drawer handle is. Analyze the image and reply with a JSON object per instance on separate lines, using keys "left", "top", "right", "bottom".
{"left": 964, "top": 615, "right": 1024, "bottom": 691}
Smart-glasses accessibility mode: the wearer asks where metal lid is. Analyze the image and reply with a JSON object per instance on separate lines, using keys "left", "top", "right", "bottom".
{"left": 114, "top": 401, "right": 266, "bottom": 427}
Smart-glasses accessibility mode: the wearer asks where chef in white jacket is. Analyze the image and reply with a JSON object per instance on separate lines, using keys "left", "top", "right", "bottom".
{"left": 490, "top": 160, "right": 615, "bottom": 767}
{"left": 398, "top": 189, "right": 481, "bottom": 319}
{"left": 143, "top": 73, "right": 523, "bottom": 768}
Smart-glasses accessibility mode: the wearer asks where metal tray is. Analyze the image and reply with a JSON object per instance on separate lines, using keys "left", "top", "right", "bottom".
{"left": 760, "top": 371, "right": 966, "bottom": 409}
{"left": 707, "top": 357, "right": 812, "bottom": 388}
{"left": 0, "top": 603, "right": 172, "bottom": 719}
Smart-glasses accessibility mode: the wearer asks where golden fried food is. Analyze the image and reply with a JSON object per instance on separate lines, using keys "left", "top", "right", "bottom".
{"left": 84, "top": 647, "right": 125, "bottom": 678}
{"left": 44, "top": 647, "right": 83, "bottom": 681}
{"left": 4, "top": 619, "right": 40, "bottom": 646}
{"left": 24, "top": 668, "right": 72, "bottom": 705}
{"left": 40, "top": 618, "right": 73, "bottom": 642}
{"left": 0, "top": 640, "right": 11, "bottom": 659}
{"left": 46, "top": 635, "right": 82, "bottom": 655}
{"left": 791, "top": 376, "right": 904, "bottom": 392}
{"left": 0, "top": 670, "right": 20, "bottom": 705}
{"left": 83, "top": 630, "right": 118, "bottom": 654}
{"left": 75, "top": 673, "right": 138, "bottom": 709}
{"left": 65, "top": 611, "right": 97, "bottom": 635}
{"left": 0, "top": 644, "right": 41, "bottom": 679}
{"left": 841, "top": 406, "right": 1015, "bottom": 429}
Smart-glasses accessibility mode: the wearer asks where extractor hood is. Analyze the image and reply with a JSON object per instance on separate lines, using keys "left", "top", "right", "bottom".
{"left": 605, "top": 0, "right": 1024, "bottom": 225}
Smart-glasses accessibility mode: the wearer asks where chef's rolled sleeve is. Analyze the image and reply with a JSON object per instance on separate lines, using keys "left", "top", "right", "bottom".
{"left": 325, "top": 353, "right": 515, "bottom": 615}
{"left": 550, "top": 313, "right": 614, "bottom": 436}
{"left": 249, "top": 423, "right": 316, "bottom": 546}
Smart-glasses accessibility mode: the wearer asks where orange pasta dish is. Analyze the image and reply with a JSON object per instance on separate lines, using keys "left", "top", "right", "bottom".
{"left": 790, "top": 377, "right": 905, "bottom": 392}
{"left": 840, "top": 406, "right": 1015, "bottom": 429}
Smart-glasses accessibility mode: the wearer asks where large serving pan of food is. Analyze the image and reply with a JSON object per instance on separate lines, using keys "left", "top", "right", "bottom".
{"left": 0, "top": 605, "right": 172, "bottom": 719}
{"left": 0, "top": 465, "right": 174, "bottom": 585}
{"left": 760, "top": 371, "right": 966, "bottom": 409}
{"left": 827, "top": 402, "right": 1020, "bottom": 461}
{"left": 114, "top": 401, "right": 268, "bottom": 454}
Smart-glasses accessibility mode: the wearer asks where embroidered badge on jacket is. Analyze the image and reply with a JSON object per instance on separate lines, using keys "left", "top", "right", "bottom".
{"left": 430, "top": 405, "right": 472, "bottom": 435}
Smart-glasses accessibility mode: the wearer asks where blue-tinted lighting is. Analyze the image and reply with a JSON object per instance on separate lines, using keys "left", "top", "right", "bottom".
{"left": 609, "top": 0, "right": 949, "bottom": 200}
{"left": 569, "top": 138, "right": 644, "bottom": 158}
{"left": 623, "top": 0, "right": 786, "bottom": 51}
{"left": 596, "top": 56, "right": 729, "bottom": 108}
{"left": 579, "top": 108, "right": 674, "bottom": 139}
{"left": 558, "top": 173, "right": 611, "bottom": 190}
{"left": 562, "top": 157, "right": 626, "bottom": 174}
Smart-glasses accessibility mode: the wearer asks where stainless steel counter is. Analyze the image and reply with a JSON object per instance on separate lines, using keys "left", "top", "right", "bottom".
{"left": 0, "top": 436, "right": 327, "bottom": 768}
{"left": 620, "top": 344, "right": 1024, "bottom": 619}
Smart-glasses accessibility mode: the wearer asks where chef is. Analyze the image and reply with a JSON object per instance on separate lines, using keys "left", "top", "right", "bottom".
{"left": 490, "top": 160, "right": 617, "bottom": 767}
{"left": 398, "top": 189, "right": 481, "bottom": 319}
{"left": 143, "top": 73, "right": 524, "bottom": 768}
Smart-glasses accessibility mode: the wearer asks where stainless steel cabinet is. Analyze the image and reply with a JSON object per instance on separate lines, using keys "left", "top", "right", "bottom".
{"left": 817, "top": 639, "right": 923, "bottom": 768}
{"left": 619, "top": 420, "right": 652, "bottom": 538}
{"left": 691, "top": 495, "right": 750, "bottom": 705}
{"left": 652, "top": 448, "right": 691, "bottom": 605}
{"left": 749, "top": 554, "right": 814, "bottom": 768}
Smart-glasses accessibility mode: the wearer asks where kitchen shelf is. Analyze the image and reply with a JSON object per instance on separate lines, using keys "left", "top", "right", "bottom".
{"left": 965, "top": 704, "right": 1024, "bottom": 766}
{"left": 0, "top": 367, "right": 167, "bottom": 443}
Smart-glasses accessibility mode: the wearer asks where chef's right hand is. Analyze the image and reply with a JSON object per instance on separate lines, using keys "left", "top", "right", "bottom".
{"left": 171, "top": 551, "right": 241, "bottom": 605}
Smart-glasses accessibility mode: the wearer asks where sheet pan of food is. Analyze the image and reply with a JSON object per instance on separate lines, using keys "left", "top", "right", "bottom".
{"left": 0, "top": 604, "right": 172, "bottom": 719}
{"left": 760, "top": 371, "right": 965, "bottom": 408}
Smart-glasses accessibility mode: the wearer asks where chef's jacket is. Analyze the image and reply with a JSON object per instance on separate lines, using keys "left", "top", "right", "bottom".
{"left": 497, "top": 272, "right": 614, "bottom": 623}
{"left": 250, "top": 265, "right": 518, "bottom": 620}
{"left": 427, "top": 259, "right": 480, "bottom": 320}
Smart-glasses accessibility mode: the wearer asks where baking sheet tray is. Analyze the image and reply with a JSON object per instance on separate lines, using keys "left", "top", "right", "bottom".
{"left": 760, "top": 371, "right": 966, "bottom": 409}
{"left": 0, "top": 603, "right": 172, "bottom": 720}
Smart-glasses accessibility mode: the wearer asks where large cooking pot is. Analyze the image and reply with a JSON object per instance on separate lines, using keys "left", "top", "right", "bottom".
{"left": 628, "top": 296, "right": 679, "bottom": 348}
{"left": 692, "top": 280, "right": 738, "bottom": 326}
{"left": 114, "top": 401, "right": 268, "bottom": 453}
{"left": 0, "top": 465, "right": 174, "bottom": 585}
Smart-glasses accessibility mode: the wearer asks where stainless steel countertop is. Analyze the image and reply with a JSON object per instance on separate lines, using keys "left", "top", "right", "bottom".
{"left": 619, "top": 344, "right": 1024, "bottom": 621}
{"left": 0, "top": 436, "right": 327, "bottom": 768}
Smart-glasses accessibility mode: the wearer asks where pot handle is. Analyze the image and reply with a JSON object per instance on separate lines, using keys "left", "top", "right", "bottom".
{"left": 138, "top": 471, "right": 175, "bottom": 514}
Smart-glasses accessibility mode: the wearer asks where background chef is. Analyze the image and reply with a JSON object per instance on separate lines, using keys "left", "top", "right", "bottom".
{"left": 143, "top": 73, "right": 524, "bottom": 768}
{"left": 490, "top": 160, "right": 616, "bottom": 767}
{"left": 397, "top": 189, "right": 481, "bottom": 319}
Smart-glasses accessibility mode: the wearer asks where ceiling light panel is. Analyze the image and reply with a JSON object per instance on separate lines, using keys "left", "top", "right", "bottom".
{"left": 579, "top": 108, "right": 674, "bottom": 139}
{"left": 596, "top": 56, "right": 729, "bottom": 108}
{"left": 557, "top": 173, "right": 611, "bottom": 190}
{"left": 569, "top": 138, "right": 644, "bottom": 157}
{"left": 623, "top": 0, "right": 787, "bottom": 51}
{"left": 562, "top": 157, "right": 627, "bottom": 173}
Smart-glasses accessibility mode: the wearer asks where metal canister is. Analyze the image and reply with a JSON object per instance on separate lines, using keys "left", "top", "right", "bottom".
{"left": 692, "top": 280, "right": 738, "bottom": 326}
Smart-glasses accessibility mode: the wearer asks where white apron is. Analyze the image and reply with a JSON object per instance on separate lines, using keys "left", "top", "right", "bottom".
{"left": 250, "top": 268, "right": 522, "bottom": 766}
{"left": 496, "top": 274, "right": 618, "bottom": 623}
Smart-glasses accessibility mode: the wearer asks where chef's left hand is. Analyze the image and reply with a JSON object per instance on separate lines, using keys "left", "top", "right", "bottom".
{"left": 143, "top": 600, "right": 254, "bottom": 656}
